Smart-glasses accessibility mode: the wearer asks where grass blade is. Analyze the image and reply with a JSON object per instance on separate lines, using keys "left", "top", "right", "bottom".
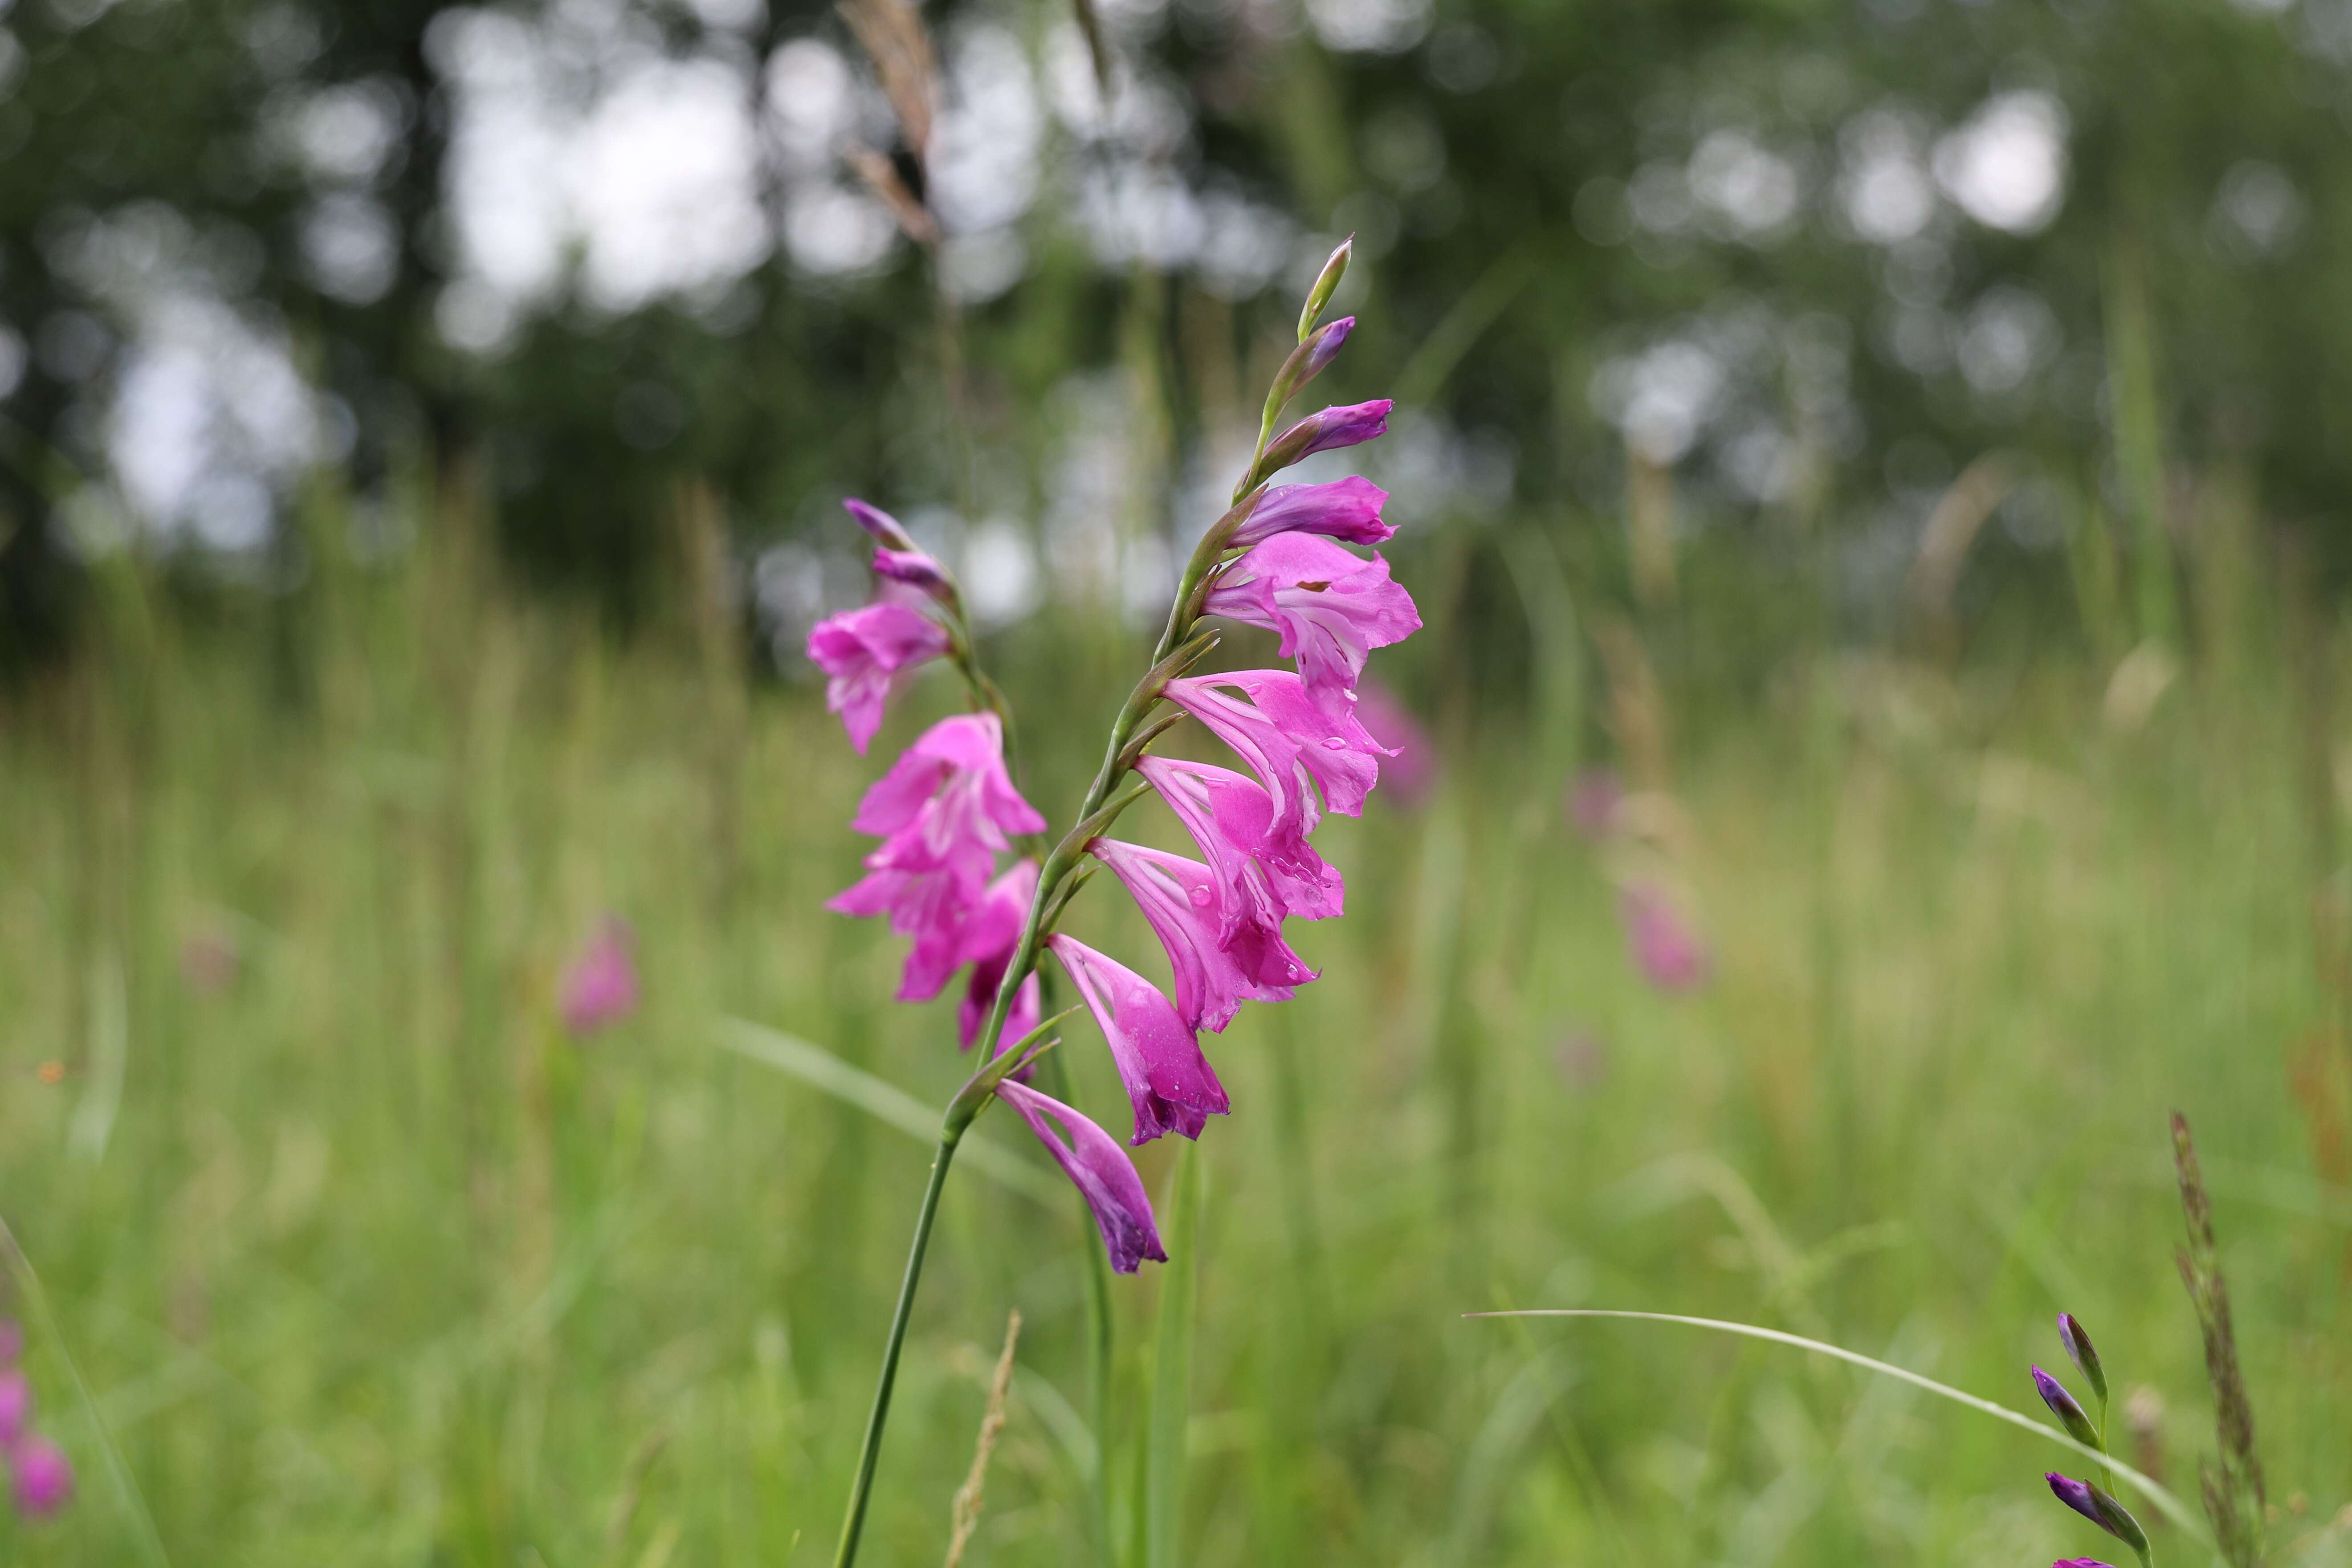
{"left": 1469, "top": 1308, "right": 2211, "bottom": 1548}
{"left": 718, "top": 1018, "right": 1064, "bottom": 1206}
{"left": 1145, "top": 1141, "right": 1202, "bottom": 1568}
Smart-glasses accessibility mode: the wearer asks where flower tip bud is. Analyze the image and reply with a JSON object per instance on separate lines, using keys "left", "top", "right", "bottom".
{"left": 844, "top": 497, "right": 917, "bottom": 552}
{"left": 2056, "top": 1312, "right": 2108, "bottom": 1405}
{"left": 1295, "top": 235, "right": 1353, "bottom": 342}
{"left": 2032, "top": 1366, "right": 2103, "bottom": 1449}
{"left": 2048, "top": 1473, "right": 2101, "bottom": 1524}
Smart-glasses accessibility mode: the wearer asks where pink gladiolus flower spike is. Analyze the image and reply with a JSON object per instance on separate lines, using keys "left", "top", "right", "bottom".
{"left": 995, "top": 1081, "right": 1167, "bottom": 1273}
{"left": 1134, "top": 754, "right": 1343, "bottom": 925}
{"left": 9, "top": 1434, "right": 73, "bottom": 1518}
{"left": 1047, "top": 934, "right": 1230, "bottom": 1144}
{"left": 1162, "top": 670, "right": 1393, "bottom": 847}
{"left": 955, "top": 859, "right": 1044, "bottom": 1054}
{"left": 1091, "top": 839, "right": 1313, "bottom": 1033}
{"left": 807, "top": 601, "right": 950, "bottom": 755}
{"left": 558, "top": 918, "right": 639, "bottom": 1035}
{"left": 1203, "top": 533, "right": 1420, "bottom": 711}
{"left": 830, "top": 714, "right": 1045, "bottom": 1000}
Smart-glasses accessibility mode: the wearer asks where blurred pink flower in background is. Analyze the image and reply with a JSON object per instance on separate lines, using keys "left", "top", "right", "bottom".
{"left": 1568, "top": 767, "right": 1623, "bottom": 841}
{"left": 1351, "top": 677, "right": 1435, "bottom": 806}
{"left": 179, "top": 926, "right": 241, "bottom": 994}
{"left": 0, "top": 1318, "right": 71, "bottom": 1521}
{"left": 559, "top": 918, "right": 640, "bottom": 1035}
{"left": 1554, "top": 1027, "right": 1611, "bottom": 1091}
{"left": 7, "top": 1435, "right": 72, "bottom": 1518}
{"left": 1616, "top": 882, "right": 1710, "bottom": 995}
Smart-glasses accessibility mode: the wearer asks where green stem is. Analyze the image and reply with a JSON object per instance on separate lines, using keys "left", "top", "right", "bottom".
{"left": 833, "top": 1132, "right": 960, "bottom": 1568}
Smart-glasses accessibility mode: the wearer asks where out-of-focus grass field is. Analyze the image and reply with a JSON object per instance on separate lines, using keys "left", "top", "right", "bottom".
{"left": 3, "top": 480, "right": 2349, "bottom": 1566}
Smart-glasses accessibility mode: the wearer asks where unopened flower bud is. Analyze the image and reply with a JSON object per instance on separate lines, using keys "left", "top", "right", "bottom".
{"left": 872, "top": 546, "right": 959, "bottom": 607}
{"left": 1255, "top": 399, "right": 1393, "bottom": 481}
{"left": 2033, "top": 1366, "right": 2102, "bottom": 1450}
{"left": 2047, "top": 1474, "right": 2146, "bottom": 1557}
{"left": 2048, "top": 1472, "right": 2103, "bottom": 1526}
{"left": 1295, "top": 235, "right": 1352, "bottom": 342}
{"left": 2057, "top": 1313, "right": 2108, "bottom": 1406}
{"left": 2089, "top": 1487, "right": 2149, "bottom": 1560}
{"left": 843, "top": 497, "right": 918, "bottom": 552}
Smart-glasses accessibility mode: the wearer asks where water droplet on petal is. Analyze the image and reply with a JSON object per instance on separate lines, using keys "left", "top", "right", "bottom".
{"left": 1322, "top": 737, "right": 1347, "bottom": 750}
{"left": 1189, "top": 885, "right": 1213, "bottom": 907}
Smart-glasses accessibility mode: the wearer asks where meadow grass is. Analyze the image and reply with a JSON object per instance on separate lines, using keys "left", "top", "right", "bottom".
{"left": 2, "top": 490, "right": 2348, "bottom": 1566}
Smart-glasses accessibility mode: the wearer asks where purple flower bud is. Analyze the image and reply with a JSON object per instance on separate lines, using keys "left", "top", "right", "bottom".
{"left": 1296, "top": 235, "right": 1352, "bottom": 341}
{"left": 872, "top": 546, "right": 958, "bottom": 607}
{"left": 2047, "top": 1473, "right": 2103, "bottom": 1527}
{"left": 1292, "top": 316, "right": 1353, "bottom": 387}
{"left": 2046, "top": 1474, "right": 2146, "bottom": 1557}
{"left": 0, "top": 1369, "right": 31, "bottom": 1446}
{"left": 2032, "top": 1366, "right": 2102, "bottom": 1449}
{"left": 2057, "top": 1312, "right": 2108, "bottom": 1406}
{"left": 8, "top": 1434, "right": 73, "bottom": 1518}
{"left": 1257, "top": 400, "right": 1393, "bottom": 478}
{"left": 1226, "top": 477, "right": 1393, "bottom": 551}
{"left": 843, "top": 497, "right": 917, "bottom": 552}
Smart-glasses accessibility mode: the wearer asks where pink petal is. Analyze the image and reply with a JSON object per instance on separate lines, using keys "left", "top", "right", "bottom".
{"left": 1091, "top": 839, "right": 1312, "bottom": 1033}
{"left": 1204, "top": 534, "right": 1419, "bottom": 710}
{"left": 1136, "top": 754, "right": 1345, "bottom": 927}
{"left": 1047, "top": 934, "right": 1230, "bottom": 1144}
{"left": 995, "top": 1081, "right": 1167, "bottom": 1272}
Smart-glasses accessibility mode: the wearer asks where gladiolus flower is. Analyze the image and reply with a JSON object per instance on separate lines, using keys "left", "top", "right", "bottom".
{"left": 1047, "top": 934, "right": 1230, "bottom": 1144}
{"left": 2052, "top": 1560, "right": 2118, "bottom": 1567}
{"left": 1090, "top": 839, "right": 1313, "bottom": 1033}
{"left": 1351, "top": 678, "right": 1434, "bottom": 806}
{"left": 848, "top": 713, "right": 1046, "bottom": 875}
{"left": 1134, "top": 754, "right": 1344, "bottom": 927}
{"left": 1162, "top": 670, "right": 1392, "bottom": 847}
{"left": 8, "top": 1435, "right": 72, "bottom": 1518}
{"left": 843, "top": 496, "right": 917, "bottom": 551}
{"left": 828, "top": 865, "right": 974, "bottom": 1002}
{"left": 956, "top": 860, "right": 1043, "bottom": 1054}
{"left": 830, "top": 715, "right": 1044, "bottom": 999}
{"left": 807, "top": 601, "right": 951, "bottom": 754}
{"left": 0, "top": 1370, "right": 29, "bottom": 1447}
{"left": 558, "top": 918, "right": 639, "bottom": 1036}
{"left": 1257, "top": 400, "right": 1393, "bottom": 477}
{"left": 1203, "top": 534, "right": 1420, "bottom": 711}
{"left": 1617, "top": 881, "right": 1710, "bottom": 994}
{"left": 995, "top": 1081, "right": 1167, "bottom": 1273}
{"left": 1227, "top": 477, "right": 1394, "bottom": 551}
